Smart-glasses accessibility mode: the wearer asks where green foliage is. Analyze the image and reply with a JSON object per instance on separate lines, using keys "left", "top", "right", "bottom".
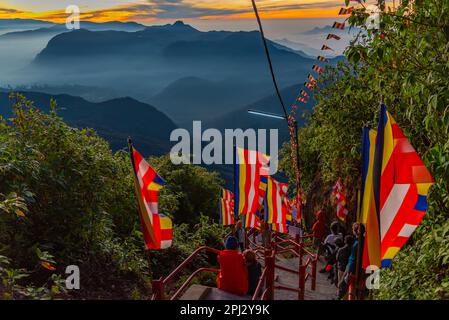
{"left": 281, "top": 0, "right": 449, "bottom": 298}
{"left": 149, "top": 156, "right": 223, "bottom": 225}
{"left": 0, "top": 94, "right": 226, "bottom": 299}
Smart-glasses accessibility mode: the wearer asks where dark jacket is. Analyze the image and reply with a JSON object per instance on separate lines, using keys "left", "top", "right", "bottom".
{"left": 247, "top": 261, "right": 262, "bottom": 296}
{"left": 336, "top": 245, "right": 352, "bottom": 272}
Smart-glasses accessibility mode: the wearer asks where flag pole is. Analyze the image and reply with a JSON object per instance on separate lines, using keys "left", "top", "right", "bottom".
{"left": 233, "top": 144, "right": 237, "bottom": 222}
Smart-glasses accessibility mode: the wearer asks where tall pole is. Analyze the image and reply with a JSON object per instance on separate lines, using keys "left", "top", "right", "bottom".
{"left": 250, "top": 0, "right": 303, "bottom": 226}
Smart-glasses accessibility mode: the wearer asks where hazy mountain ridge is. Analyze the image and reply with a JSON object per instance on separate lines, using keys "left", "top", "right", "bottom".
{"left": 28, "top": 21, "right": 318, "bottom": 124}
{"left": 0, "top": 91, "right": 176, "bottom": 155}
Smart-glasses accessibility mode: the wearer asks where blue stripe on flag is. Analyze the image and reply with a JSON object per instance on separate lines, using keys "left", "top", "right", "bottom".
{"left": 414, "top": 195, "right": 428, "bottom": 212}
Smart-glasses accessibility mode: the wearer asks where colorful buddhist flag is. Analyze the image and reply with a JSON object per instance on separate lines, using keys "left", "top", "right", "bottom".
{"left": 372, "top": 104, "right": 434, "bottom": 268}
{"left": 285, "top": 197, "right": 293, "bottom": 225}
{"left": 339, "top": 7, "right": 353, "bottom": 15}
{"left": 326, "top": 34, "right": 342, "bottom": 40}
{"left": 332, "top": 22, "right": 345, "bottom": 30}
{"left": 270, "top": 223, "right": 287, "bottom": 233}
{"left": 332, "top": 178, "right": 349, "bottom": 221}
{"left": 312, "top": 65, "right": 324, "bottom": 74}
{"left": 234, "top": 147, "right": 270, "bottom": 218}
{"left": 308, "top": 74, "right": 317, "bottom": 84}
{"left": 360, "top": 128, "right": 381, "bottom": 269}
{"left": 300, "top": 90, "right": 309, "bottom": 98}
{"left": 243, "top": 210, "right": 260, "bottom": 229}
{"left": 220, "top": 189, "right": 235, "bottom": 226}
{"left": 129, "top": 142, "right": 172, "bottom": 249}
{"left": 304, "top": 82, "right": 314, "bottom": 90}
{"left": 265, "top": 177, "right": 288, "bottom": 226}
{"left": 317, "top": 56, "right": 329, "bottom": 62}
{"left": 321, "top": 44, "right": 334, "bottom": 51}
{"left": 297, "top": 97, "right": 307, "bottom": 103}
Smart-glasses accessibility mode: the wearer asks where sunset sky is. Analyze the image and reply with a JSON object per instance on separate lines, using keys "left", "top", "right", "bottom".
{"left": 0, "top": 0, "right": 344, "bottom": 24}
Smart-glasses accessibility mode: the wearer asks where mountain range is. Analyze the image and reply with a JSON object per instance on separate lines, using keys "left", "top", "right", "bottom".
{"left": 0, "top": 90, "right": 176, "bottom": 155}
{"left": 0, "top": 18, "right": 346, "bottom": 164}
{"left": 24, "top": 21, "right": 333, "bottom": 125}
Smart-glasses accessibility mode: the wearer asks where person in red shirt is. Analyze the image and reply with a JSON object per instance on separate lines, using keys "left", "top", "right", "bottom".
{"left": 312, "top": 210, "right": 326, "bottom": 251}
{"left": 216, "top": 236, "right": 248, "bottom": 295}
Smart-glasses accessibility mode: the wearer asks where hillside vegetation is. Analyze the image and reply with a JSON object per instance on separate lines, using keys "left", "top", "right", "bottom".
{"left": 0, "top": 94, "right": 225, "bottom": 299}
{"left": 280, "top": 0, "right": 449, "bottom": 299}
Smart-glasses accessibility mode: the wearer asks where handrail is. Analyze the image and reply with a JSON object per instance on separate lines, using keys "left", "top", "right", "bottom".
{"left": 163, "top": 246, "right": 220, "bottom": 285}
{"left": 251, "top": 266, "right": 268, "bottom": 300}
{"left": 152, "top": 246, "right": 220, "bottom": 300}
{"left": 153, "top": 231, "right": 319, "bottom": 301}
{"left": 170, "top": 267, "right": 220, "bottom": 300}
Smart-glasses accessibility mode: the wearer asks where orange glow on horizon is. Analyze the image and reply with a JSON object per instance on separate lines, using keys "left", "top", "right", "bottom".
{"left": 0, "top": 2, "right": 341, "bottom": 23}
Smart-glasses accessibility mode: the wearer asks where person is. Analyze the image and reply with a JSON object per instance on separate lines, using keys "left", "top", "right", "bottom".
{"left": 217, "top": 236, "right": 248, "bottom": 295}
{"left": 347, "top": 223, "right": 365, "bottom": 274}
{"left": 336, "top": 235, "right": 354, "bottom": 297}
{"left": 319, "top": 221, "right": 343, "bottom": 274}
{"left": 259, "top": 220, "right": 270, "bottom": 248}
{"left": 244, "top": 249, "right": 262, "bottom": 296}
{"left": 234, "top": 221, "right": 246, "bottom": 251}
{"left": 312, "top": 210, "right": 326, "bottom": 250}
{"left": 323, "top": 221, "right": 343, "bottom": 247}
{"left": 339, "top": 223, "right": 365, "bottom": 299}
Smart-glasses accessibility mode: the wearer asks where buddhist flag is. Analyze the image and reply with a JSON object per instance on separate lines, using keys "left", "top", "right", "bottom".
{"left": 285, "top": 197, "right": 293, "bottom": 225}
{"left": 326, "top": 34, "right": 341, "bottom": 40}
{"left": 235, "top": 147, "right": 270, "bottom": 218}
{"left": 300, "top": 90, "right": 309, "bottom": 98}
{"left": 129, "top": 142, "right": 172, "bottom": 249}
{"left": 243, "top": 210, "right": 260, "bottom": 229}
{"left": 332, "top": 22, "right": 345, "bottom": 30}
{"left": 317, "top": 56, "right": 329, "bottom": 62}
{"left": 373, "top": 104, "right": 434, "bottom": 268}
{"left": 297, "top": 97, "right": 307, "bottom": 103}
{"left": 308, "top": 74, "right": 317, "bottom": 84}
{"left": 265, "top": 177, "right": 288, "bottom": 226}
{"left": 321, "top": 44, "right": 334, "bottom": 51}
{"left": 270, "top": 223, "right": 287, "bottom": 233}
{"left": 220, "top": 189, "right": 235, "bottom": 226}
{"left": 332, "top": 178, "right": 349, "bottom": 221}
{"left": 312, "top": 65, "right": 324, "bottom": 74}
{"left": 304, "top": 82, "right": 314, "bottom": 90}
{"left": 339, "top": 7, "right": 353, "bottom": 15}
{"left": 360, "top": 128, "right": 381, "bottom": 269}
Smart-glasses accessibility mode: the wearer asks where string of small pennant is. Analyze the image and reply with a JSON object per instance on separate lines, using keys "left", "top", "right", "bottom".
{"left": 288, "top": 0, "right": 363, "bottom": 117}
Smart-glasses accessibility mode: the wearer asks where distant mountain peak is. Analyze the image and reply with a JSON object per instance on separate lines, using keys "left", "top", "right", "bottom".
{"left": 173, "top": 20, "right": 186, "bottom": 27}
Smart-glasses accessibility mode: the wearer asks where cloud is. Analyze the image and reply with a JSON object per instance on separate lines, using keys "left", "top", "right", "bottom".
{"left": 0, "top": 1, "right": 342, "bottom": 22}
{"left": 0, "top": 7, "right": 24, "bottom": 14}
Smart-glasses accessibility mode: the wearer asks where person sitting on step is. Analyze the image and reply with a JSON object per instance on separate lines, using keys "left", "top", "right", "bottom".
{"left": 244, "top": 249, "right": 262, "bottom": 297}
{"left": 216, "top": 236, "right": 248, "bottom": 296}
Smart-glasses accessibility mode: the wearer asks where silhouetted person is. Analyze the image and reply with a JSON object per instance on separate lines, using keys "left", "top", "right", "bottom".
{"left": 244, "top": 249, "right": 262, "bottom": 296}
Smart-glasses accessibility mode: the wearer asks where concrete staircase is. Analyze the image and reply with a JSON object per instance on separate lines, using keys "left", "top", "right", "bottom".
{"left": 180, "top": 285, "right": 251, "bottom": 300}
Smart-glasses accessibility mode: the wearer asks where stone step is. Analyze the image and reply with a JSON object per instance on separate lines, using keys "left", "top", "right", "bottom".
{"left": 180, "top": 285, "right": 251, "bottom": 300}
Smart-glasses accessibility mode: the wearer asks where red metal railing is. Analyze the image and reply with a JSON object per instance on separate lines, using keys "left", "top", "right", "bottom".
{"left": 271, "top": 233, "right": 318, "bottom": 300}
{"left": 153, "top": 231, "right": 319, "bottom": 301}
{"left": 151, "top": 246, "right": 220, "bottom": 300}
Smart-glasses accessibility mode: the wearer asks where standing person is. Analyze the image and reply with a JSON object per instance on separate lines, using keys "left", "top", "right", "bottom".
{"left": 340, "top": 223, "right": 365, "bottom": 299}
{"left": 312, "top": 210, "right": 326, "bottom": 251}
{"left": 234, "top": 220, "right": 246, "bottom": 251}
{"left": 244, "top": 249, "right": 262, "bottom": 296}
{"left": 336, "top": 235, "right": 354, "bottom": 297}
{"left": 217, "top": 236, "right": 248, "bottom": 295}
{"left": 259, "top": 220, "right": 270, "bottom": 248}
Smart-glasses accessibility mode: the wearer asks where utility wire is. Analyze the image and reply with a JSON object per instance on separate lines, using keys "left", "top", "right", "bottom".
{"left": 250, "top": 0, "right": 289, "bottom": 120}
